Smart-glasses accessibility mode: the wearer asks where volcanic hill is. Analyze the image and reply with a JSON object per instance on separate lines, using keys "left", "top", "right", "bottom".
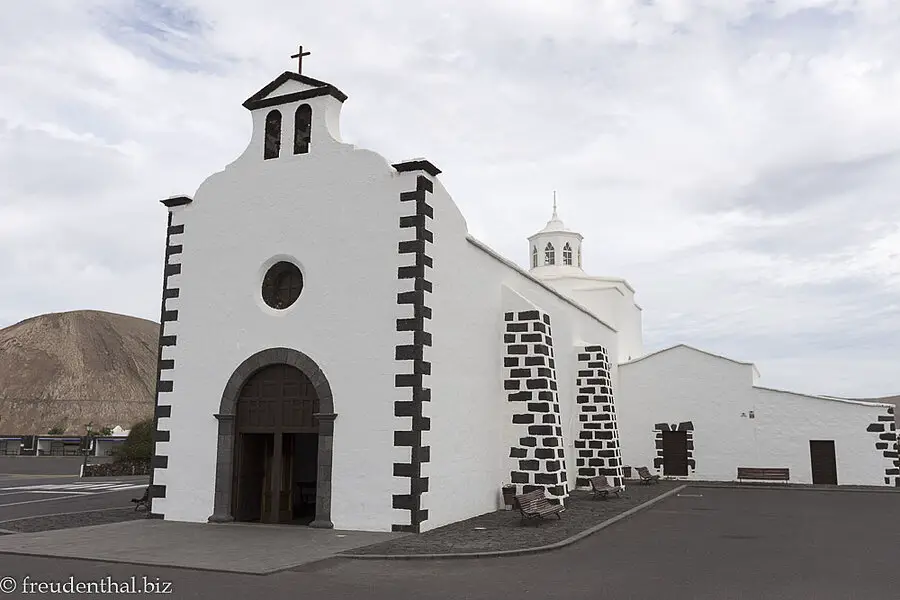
{"left": 0, "top": 310, "right": 158, "bottom": 435}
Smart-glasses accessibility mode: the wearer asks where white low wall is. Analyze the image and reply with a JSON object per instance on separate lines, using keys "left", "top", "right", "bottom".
{"left": 617, "top": 345, "right": 896, "bottom": 486}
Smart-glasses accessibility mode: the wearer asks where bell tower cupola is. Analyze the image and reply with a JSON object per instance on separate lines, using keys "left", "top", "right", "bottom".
{"left": 527, "top": 193, "right": 584, "bottom": 276}
{"left": 238, "top": 45, "right": 347, "bottom": 164}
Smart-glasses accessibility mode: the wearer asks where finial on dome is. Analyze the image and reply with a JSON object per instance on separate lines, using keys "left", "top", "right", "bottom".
{"left": 552, "top": 191, "right": 558, "bottom": 219}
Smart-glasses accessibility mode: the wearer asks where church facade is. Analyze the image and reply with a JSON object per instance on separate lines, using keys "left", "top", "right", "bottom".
{"left": 147, "top": 62, "right": 896, "bottom": 533}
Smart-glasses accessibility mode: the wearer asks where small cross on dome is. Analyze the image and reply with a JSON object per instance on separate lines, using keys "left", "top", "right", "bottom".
{"left": 290, "top": 45, "right": 311, "bottom": 74}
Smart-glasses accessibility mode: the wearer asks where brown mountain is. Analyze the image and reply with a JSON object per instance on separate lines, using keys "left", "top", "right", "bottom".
{"left": 0, "top": 310, "right": 158, "bottom": 435}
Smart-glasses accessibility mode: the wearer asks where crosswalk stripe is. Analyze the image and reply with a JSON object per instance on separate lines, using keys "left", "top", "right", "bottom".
{"left": 9, "top": 490, "right": 96, "bottom": 495}
{"left": 0, "top": 483, "right": 147, "bottom": 494}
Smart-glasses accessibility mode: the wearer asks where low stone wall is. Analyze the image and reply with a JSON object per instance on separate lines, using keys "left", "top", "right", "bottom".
{"left": 82, "top": 460, "right": 151, "bottom": 477}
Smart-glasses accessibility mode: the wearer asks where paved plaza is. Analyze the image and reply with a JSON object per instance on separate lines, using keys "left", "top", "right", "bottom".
{"left": 0, "top": 519, "right": 403, "bottom": 574}
{"left": 0, "top": 486, "right": 896, "bottom": 599}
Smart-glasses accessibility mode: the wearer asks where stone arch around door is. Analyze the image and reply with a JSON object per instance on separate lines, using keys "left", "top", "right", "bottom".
{"left": 209, "top": 348, "right": 337, "bottom": 527}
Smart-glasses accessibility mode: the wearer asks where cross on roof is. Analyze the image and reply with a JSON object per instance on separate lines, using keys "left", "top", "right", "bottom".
{"left": 290, "top": 45, "right": 311, "bottom": 74}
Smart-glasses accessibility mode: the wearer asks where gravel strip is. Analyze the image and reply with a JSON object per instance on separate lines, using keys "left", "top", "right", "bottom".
{"left": 0, "top": 508, "right": 146, "bottom": 534}
{"left": 349, "top": 481, "right": 680, "bottom": 555}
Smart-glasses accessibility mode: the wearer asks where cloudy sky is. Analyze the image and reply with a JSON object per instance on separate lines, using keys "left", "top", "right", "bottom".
{"left": 1, "top": 0, "right": 898, "bottom": 398}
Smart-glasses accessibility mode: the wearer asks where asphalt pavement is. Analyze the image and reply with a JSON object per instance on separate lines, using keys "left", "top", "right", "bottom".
{"left": 0, "top": 486, "right": 896, "bottom": 599}
{"left": 0, "top": 472, "right": 148, "bottom": 524}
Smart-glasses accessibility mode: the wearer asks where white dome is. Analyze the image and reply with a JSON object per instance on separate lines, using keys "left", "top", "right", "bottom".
{"left": 527, "top": 194, "right": 584, "bottom": 273}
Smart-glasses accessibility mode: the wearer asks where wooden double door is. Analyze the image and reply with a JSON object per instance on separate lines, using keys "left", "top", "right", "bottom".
{"left": 232, "top": 364, "right": 320, "bottom": 524}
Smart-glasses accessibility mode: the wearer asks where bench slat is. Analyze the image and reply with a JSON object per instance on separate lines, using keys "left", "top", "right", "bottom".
{"left": 737, "top": 467, "right": 790, "bottom": 481}
{"left": 514, "top": 490, "right": 563, "bottom": 519}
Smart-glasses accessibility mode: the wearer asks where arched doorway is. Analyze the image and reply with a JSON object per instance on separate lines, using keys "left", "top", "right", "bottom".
{"left": 209, "top": 348, "right": 336, "bottom": 527}
{"left": 232, "top": 364, "right": 319, "bottom": 524}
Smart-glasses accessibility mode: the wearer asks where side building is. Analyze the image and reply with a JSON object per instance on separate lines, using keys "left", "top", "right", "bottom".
{"left": 616, "top": 345, "right": 898, "bottom": 487}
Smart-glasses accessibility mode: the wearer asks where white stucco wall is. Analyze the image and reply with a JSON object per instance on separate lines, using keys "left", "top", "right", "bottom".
{"left": 154, "top": 89, "right": 417, "bottom": 530}
{"left": 617, "top": 345, "right": 894, "bottom": 486}
{"left": 419, "top": 177, "right": 619, "bottom": 529}
{"left": 535, "top": 276, "right": 643, "bottom": 363}
{"left": 154, "top": 73, "right": 624, "bottom": 533}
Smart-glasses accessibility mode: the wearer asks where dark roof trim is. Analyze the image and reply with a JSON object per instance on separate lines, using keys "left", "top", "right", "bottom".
{"left": 243, "top": 71, "right": 347, "bottom": 110}
{"left": 161, "top": 196, "right": 193, "bottom": 208}
{"left": 393, "top": 159, "right": 442, "bottom": 177}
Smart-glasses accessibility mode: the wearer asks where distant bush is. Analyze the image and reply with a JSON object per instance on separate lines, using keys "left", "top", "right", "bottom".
{"left": 115, "top": 418, "right": 154, "bottom": 462}
{"left": 47, "top": 425, "right": 65, "bottom": 435}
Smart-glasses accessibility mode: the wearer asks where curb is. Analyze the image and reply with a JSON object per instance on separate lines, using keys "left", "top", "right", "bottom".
{"left": 341, "top": 484, "right": 687, "bottom": 560}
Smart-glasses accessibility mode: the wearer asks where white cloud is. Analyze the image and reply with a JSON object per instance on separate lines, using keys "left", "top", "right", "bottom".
{"left": 1, "top": 0, "right": 898, "bottom": 396}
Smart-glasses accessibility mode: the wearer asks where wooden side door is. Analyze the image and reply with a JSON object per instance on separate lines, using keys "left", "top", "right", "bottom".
{"left": 233, "top": 433, "right": 267, "bottom": 522}
{"left": 260, "top": 434, "right": 275, "bottom": 522}
{"left": 662, "top": 430, "right": 689, "bottom": 476}
{"left": 278, "top": 434, "right": 295, "bottom": 523}
{"left": 810, "top": 440, "right": 838, "bottom": 485}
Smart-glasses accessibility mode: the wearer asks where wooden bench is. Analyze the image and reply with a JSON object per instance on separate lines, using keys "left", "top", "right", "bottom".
{"left": 131, "top": 487, "right": 150, "bottom": 512}
{"left": 589, "top": 475, "right": 624, "bottom": 500}
{"left": 514, "top": 489, "right": 564, "bottom": 524}
{"left": 636, "top": 466, "right": 660, "bottom": 484}
{"left": 737, "top": 467, "right": 789, "bottom": 482}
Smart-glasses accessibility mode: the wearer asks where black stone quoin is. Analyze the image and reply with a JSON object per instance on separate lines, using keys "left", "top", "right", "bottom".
{"left": 503, "top": 309, "right": 568, "bottom": 502}
{"left": 393, "top": 162, "right": 438, "bottom": 533}
{"left": 148, "top": 195, "right": 194, "bottom": 517}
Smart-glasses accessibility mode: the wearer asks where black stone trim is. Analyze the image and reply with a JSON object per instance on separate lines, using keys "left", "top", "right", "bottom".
{"left": 393, "top": 172, "right": 436, "bottom": 533}
{"left": 149, "top": 204, "right": 188, "bottom": 517}
{"left": 572, "top": 345, "right": 624, "bottom": 489}
{"left": 393, "top": 159, "right": 442, "bottom": 177}
{"left": 869, "top": 410, "right": 899, "bottom": 487}
{"left": 160, "top": 196, "right": 193, "bottom": 208}
{"left": 651, "top": 423, "right": 695, "bottom": 476}
{"left": 503, "top": 309, "right": 568, "bottom": 502}
{"left": 243, "top": 72, "right": 348, "bottom": 110}
{"left": 247, "top": 86, "right": 347, "bottom": 110}
{"left": 149, "top": 484, "right": 166, "bottom": 499}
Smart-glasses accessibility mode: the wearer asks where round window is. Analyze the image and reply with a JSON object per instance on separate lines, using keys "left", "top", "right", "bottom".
{"left": 262, "top": 261, "right": 303, "bottom": 310}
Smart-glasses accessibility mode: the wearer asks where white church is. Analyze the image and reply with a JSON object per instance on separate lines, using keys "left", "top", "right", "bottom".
{"left": 147, "top": 55, "right": 898, "bottom": 533}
